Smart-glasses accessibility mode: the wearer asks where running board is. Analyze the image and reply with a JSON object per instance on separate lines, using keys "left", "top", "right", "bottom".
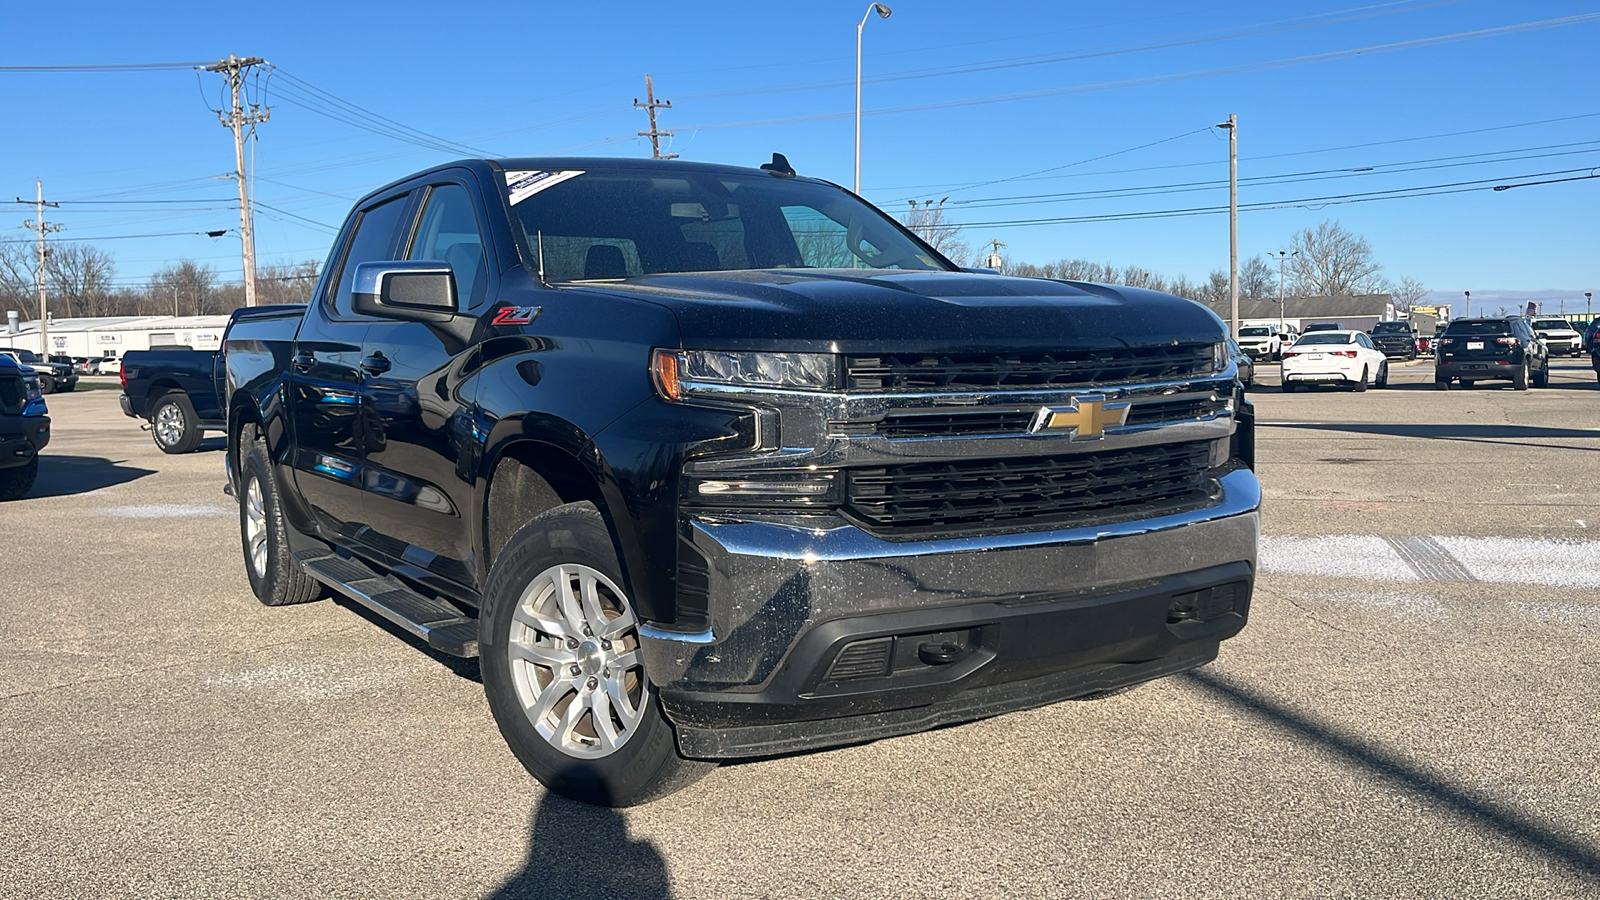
{"left": 298, "top": 553, "right": 479, "bottom": 658}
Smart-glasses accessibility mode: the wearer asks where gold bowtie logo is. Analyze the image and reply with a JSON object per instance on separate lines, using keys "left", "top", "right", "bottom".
{"left": 1030, "top": 395, "right": 1130, "bottom": 439}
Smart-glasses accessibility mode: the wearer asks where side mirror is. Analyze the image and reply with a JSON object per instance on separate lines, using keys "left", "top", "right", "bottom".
{"left": 352, "top": 260, "right": 457, "bottom": 323}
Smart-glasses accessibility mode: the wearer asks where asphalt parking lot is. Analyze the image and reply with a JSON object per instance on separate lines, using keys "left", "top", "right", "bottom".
{"left": 2, "top": 361, "right": 1598, "bottom": 900}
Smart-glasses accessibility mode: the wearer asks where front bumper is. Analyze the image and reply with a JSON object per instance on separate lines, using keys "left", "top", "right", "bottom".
{"left": 0, "top": 416, "right": 50, "bottom": 468}
{"left": 642, "top": 467, "right": 1260, "bottom": 758}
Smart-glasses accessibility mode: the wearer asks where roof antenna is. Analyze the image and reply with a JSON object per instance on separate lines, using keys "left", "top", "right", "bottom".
{"left": 760, "top": 153, "right": 796, "bottom": 178}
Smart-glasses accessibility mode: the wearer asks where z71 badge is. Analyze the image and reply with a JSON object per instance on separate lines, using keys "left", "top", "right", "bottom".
{"left": 491, "top": 305, "right": 542, "bottom": 326}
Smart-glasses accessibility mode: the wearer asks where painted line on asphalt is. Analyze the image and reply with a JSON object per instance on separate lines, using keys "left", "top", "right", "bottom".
{"left": 1261, "top": 534, "right": 1600, "bottom": 588}
{"left": 1383, "top": 536, "right": 1475, "bottom": 583}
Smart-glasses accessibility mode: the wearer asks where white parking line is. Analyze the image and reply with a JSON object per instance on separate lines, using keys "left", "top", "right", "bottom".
{"left": 1260, "top": 534, "right": 1600, "bottom": 587}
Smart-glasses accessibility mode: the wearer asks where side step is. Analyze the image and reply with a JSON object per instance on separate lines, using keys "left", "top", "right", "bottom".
{"left": 298, "top": 553, "right": 479, "bottom": 658}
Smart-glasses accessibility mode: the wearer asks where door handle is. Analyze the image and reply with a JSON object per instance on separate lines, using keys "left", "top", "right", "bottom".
{"left": 360, "top": 353, "right": 392, "bottom": 375}
{"left": 292, "top": 352, "right": 315, "bottom": 372}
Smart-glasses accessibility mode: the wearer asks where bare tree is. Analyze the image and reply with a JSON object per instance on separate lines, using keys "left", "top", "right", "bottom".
{"left": 900, "top": 199, "right": 970, "bottom": 265}
{"left": 148, "top": 261, "right": 219, "bottom": 316}
{"left": 0, "top": 243, "right": 36, "bottom": 314}
{"left": 1290, "top": 219, "right": 1384, "bottom": 297}
{"left": 255, "top": 260, "right": 322, "bottom": 307}
{"left": 45, "top": 244, "right": 117, "bottom": 318}
{"left": 1239, "top": 254, "right": 1275, "bottom": 302}
{"left": 1389, "top": 276, "right": 1428, "bottom": 312}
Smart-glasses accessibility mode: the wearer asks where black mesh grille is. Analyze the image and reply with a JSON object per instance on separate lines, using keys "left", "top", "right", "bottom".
{"left": 0, "top": 376, "right": 24, "bottom": 416}
{"left": 846, "top": 441, "right": 1214, "bottom": 531}
{"left": 845, "top": 344, "right": 1216, "bottom": 392}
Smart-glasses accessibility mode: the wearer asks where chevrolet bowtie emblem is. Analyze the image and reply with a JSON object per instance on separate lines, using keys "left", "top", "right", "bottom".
{"left": 1029, "top": 395, "right": 1130, "bottom": 439}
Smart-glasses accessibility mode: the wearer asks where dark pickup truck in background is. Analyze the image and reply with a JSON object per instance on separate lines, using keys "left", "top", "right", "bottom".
{"left": 224, "top": 156, "right": 1259, "bottom": 806}
{"left": 1368, "top": 321, "right": 1419, "bottom": 360}
{"left": 0, "top": 353, "right": 49, "bottom": 500}
{"left": 120, "top": 306, "right": 305, "bottom": 453}
{"left": 0, "top": 348, "right": 77, "bottom": 395}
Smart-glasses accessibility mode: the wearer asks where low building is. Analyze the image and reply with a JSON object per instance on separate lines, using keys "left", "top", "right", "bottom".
{"left": 1204, "top": 293, "right": 1396, "bottom": 335}
{"left": 0, "top": 312, "right": 232, "bottom": 359}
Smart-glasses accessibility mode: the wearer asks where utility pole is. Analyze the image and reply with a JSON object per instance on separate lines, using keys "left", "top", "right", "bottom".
{"left": 633, "top": 75, "right": 677, "bottom": 160}
{"left": 204, "top": 54, "right": 269, "bottom": 306}
{"left": 1219, "top": 114, "right": 1239, "bottom": 338}
{"left": 14, "top": 179, "right": 63, "bottom": 356}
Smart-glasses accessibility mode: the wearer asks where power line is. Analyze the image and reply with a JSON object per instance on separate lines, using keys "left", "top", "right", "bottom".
{"left": 677, "top": 12, "right": 1600, "bottom": 132}
{"left": 267, "top": 68, "right": 494, "bottom": 157}
{"left": 0, "top": 230, "right": 228, "bottom": 244}
{"left": 0, "top": 61, "right": 209, "bottom": 72}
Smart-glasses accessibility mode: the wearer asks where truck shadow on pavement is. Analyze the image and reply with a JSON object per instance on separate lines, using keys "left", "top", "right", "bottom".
{"left": 1184, "top": 669, "right": 1600, "bottom": 881}
{"left": 27, "top": 454, "right": 156, "bottom": 498}
{"left": 330, "top": 597, "right": 484, "bottom": 682}
{"left": 487, "top": 790, "right": 673, "bottom": 900}
{"left": 1261, "top": 422, "right": 1600, "bottom": 453}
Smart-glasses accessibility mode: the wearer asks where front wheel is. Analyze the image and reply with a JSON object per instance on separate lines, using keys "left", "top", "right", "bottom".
{"left": 36, "top": 374, "right": 54, "bottom": 394}
{"left": 239, "top": 436, "right": 323, "bottom": 606}
{"left": 151, "top": 393, "right": 203, "bottom": 454}
{"left": 481, "top": 502, "right": 712, "bottom": 807}
{"left": 0, "top": 457, "right": 38, "bottom": 501}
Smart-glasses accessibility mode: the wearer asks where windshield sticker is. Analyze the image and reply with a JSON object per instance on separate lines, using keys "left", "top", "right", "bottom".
{"left": 505, "top": 170, "right": 584, "bottom": 205}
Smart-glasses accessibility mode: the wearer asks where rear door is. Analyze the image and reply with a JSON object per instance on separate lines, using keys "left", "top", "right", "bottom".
{"left": 357, "top": 173, "right": 494, "bottom": 591}
{"left": 288, "top": 191, "right": 415, "bottom": 540}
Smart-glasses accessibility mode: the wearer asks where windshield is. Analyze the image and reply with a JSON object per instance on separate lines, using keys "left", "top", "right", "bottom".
{"left": 503, "top": 168, "right": 952, "bottom": 281}
{"left": 1372, "top": 323, "right": 1410, "bottom": 334}
{"left": 1531, "top": 319, "right": 1572, "bottom": 330}
{"left": 1293, "top": 333, "right": 1355, "bottom": 346}
{"left": 1238, "top": 327, "right": 1271, "bottom": 337}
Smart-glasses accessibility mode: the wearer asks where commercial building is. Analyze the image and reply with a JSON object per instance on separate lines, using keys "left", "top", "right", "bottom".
{"left": 0, "top": 312, "right": 231, "bottom": 359}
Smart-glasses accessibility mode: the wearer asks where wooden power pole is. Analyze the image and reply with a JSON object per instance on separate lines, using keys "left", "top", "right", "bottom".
{"left": 13, "top": 179, "right": 62, "bottom": 355}
{"left": 633, "top": 75, "right": 677, "bottom": 160}
{"left": 204, "top": 55, "right": 270, "bottom": 306}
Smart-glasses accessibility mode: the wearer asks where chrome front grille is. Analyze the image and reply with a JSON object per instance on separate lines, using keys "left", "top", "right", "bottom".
{"left": 870, "top": 394, "right": 1229, "bottom": 440}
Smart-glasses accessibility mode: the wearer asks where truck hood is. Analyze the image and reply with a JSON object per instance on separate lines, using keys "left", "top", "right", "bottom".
{"left": 564, "top": 269, "right": 1224, "bottom": 352}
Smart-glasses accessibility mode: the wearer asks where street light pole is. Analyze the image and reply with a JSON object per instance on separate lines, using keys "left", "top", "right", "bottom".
{"left": 1216, "top": 115, "right": 1238, "bottom": 337}
{"left": 1273, "top": 249, "right": 1296, "bottom": 334}
{"left": 855, "top": 3, "right": 892, "bottom": 195}
{"left": 1464, "top": 290, "right": 1471, "bottom": 318}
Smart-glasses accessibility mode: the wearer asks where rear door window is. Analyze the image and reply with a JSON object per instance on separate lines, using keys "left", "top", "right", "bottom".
{"left": 330, "top": 194, "right": 412, "bottom": 317}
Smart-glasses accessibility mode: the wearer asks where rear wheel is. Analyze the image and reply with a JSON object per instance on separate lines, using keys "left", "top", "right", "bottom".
{"left": 1512, "top": 362, "right": 1529, "bottom": 391}
{"left": 1352, "top": 367, "right": 1369, "bottom": 392}
{"left": 151, "top": 392, "right": 203, "bottom": 454}
{"left": 1435, "top": 377, "right": 1451, "bottom": 391}
{"left": 1532, "top": 363, "right": 1549, "bottom": 388}
{"left": 1282, "top": 380, "right": 1297, "bottom": 394}
{"left": 481, "top": 502, "right": 713, "bottom": 807}
{"left": 1375, "top": 361, "right": 1389, "bottom": 388}
{"left": 0, "top": 457, "right": 38, "bottom": 501}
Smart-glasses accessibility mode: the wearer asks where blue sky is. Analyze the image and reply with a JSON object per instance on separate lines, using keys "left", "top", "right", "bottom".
{"left": 2, "top": 0, "right": 1596, "bottom": 313}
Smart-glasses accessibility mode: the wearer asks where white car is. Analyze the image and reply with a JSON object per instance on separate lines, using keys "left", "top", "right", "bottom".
{"left": 1237, "top": 325, "right": 1292, "bottom": 361}
{"left": 1280, "top": 330, "right": 1390, "bottom": 392}
{"left": 1529, "top": 318, "right": 1583, "bottom": 356}
{"left": 98, "top": 356, "right": 122, "bottom": 375}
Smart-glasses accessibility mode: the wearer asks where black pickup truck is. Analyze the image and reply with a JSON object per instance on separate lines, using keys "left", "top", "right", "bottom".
{"left": 121, "top": 306, "right": 305, "bottom": 453}
{"left": 224, "top": 156, "right": 1260, "bottom": 806}
{"left": 0, "top": 353, "right": 49, "bottom": 500}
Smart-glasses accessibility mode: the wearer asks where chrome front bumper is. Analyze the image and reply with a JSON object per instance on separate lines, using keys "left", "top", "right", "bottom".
{"left": 640, "top": 466, "right": 1261, "bottom": 693}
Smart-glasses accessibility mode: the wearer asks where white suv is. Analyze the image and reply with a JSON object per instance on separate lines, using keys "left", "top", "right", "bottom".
{"left": 1529, "top": 318, "right": 1583, "bottom": 356}
{"left": 1236, "top": 325, "right": 1294, "bottom": 361}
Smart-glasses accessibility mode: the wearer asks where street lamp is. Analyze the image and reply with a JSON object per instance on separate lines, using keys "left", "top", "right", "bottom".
{"left": 855, "top": 2, "right": 892, "bottom": 195}
{"left": 1587, "top": 291, "right": 1593, "bottom": 319}
{"left": 1464, "top": 290, "right": 1470, "bottom": 318}
{"left": 1272, "top": 249, "right": 1297, "bottom": 334}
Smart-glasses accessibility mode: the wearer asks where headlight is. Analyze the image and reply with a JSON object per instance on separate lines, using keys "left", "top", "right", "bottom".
{"left": 653, "top": 349, "right": 838, "bottom": 400}
{"left": 24, "top": 379, "right": 41, "bottom": 402}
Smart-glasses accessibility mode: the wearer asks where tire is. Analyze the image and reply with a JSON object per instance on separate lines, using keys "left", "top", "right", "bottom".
{"left": 1352, "top": 367, "right": 1369, "bottom": 392}
{"left": 1512, "top": 362, "right": 1529, "bottom": 391}
{"left": 1533, "top": 364, "right": 1549, "bottom": 388}
{"left": 239, "top": 436, "right": 324, "bottom": 607}
{"left": 151, "top": 392, "right": 204, "bottom": 454}
{"left": 0, "top": 457, "right": 38, "bottom": 501}
{"left": 1435, "top": 377, "right": 1451, "bottom": 391}
{"left": 1282, "top": 380, "right": 1297, "bottom": 394}
{"left": 481, "top": 501, "right": 713, "bottom": 807}
{"left": 1375, "top": 361, "right": 1389, "bottom": 388}
{"left": 36, "top": 374, "right": 54, "bottom": 394}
